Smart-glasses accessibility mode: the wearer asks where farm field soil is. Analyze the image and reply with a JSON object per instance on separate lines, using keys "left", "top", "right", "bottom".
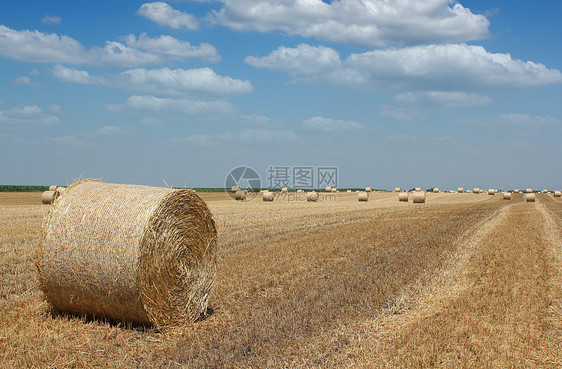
{"left": 0, "top": 192, "right": 560, "bottom": 367}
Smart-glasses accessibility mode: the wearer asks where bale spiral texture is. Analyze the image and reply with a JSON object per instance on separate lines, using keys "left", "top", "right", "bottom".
{"left": 525, "top": 193, "right": 536, "bottom": 202}
{"left": 399, "top": 192, "right": 409, "bottom": 202}
{"left": 37, "top": 180, "right": 217, "bottom": 328}
{"left": 413, "top": 192, "right": 426, "bottom": 203}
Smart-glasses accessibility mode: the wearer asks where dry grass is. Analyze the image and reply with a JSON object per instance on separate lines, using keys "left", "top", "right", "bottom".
{"left": 1, "top": 191, "right": 560, "bottom": 367}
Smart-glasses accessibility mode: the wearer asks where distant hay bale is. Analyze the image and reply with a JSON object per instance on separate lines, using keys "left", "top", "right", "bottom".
{"left": 503, "top": 192, "right": 511, "bottom": 200}
{"left": 399, "top": 192, "right": 408, "bottom": 202}
{"left": 526, "top": 188, "right": 533, "bottom": 193}
{"left": 262, "top": 191, "right": 274, "bottom": 202}
{"left": 307, "top": 192, "right": 319, "bottom": 202}
{"left": 458, "top": 187, "right": 464, "bottom": 193}
{"left": 37, "top": 180, "right": 217, "bottom": 328}
{"left": 488, "top": 189, "right": 495, "bottom": 195}
{"left": 474, "top": 188, "right": 481, "bottom": 194}
{"left": 235, "top": 190, "right": 248, "bottom": 200}
{"left": 466, "top": 190, "right": 472, "bottom": 193}
{"left": 281, "top": 187, "right": 288, "bottom": 193}
{"left": 554, "top": 191, "right": 561, "bottom": 198}
{"left": 433, "top": 188, "right": 440, "bottom": 193}
{"left": 347, "top": 190, "right": 352, "bottom": 193}
{"left": 413, "top": 191, "right": 426, "bottom": 203}
{"left": 394, "top": 187, "right": 401, "bottom": 192}
{"left": 325, "top": 186, "right": 332, "bottom": 192}
{"left": 231, "top": 185, "right": 240, "bottom": 193}
{"left": 525, "top": 193, "right": 536, "bottom": 202}
{"left": 542, "top": 189, "right": 549, "bottom": 193}
{"left": 514, "top": 189, "right": 520, "bottom": 193}
{"left": 358, "top": 192, "right": 369, "bottom": 202}
{"left": 332, "top": 188, "right": 338, "bottom": 193}
{"left": 48, "top": 185, "right": 58, "bottom": 191}
{"left": 41, "top": 191, "right": 58, "bottom": 205}
{"left": 365, "top": 187, "right": 372, "bottom": 192}
{"left": 415, "top": 187, "right": 421, "bottom": 192}
{"left": 297, "top": 189, "right": 304, "bottom": 193}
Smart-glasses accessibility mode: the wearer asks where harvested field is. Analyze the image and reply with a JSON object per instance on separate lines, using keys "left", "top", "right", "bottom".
{"left": 1, "top": 191, "right": 561, "bottom": 368}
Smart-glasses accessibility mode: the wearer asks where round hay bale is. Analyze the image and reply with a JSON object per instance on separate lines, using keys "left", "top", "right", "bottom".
{"left": 415, "top": 187, "right": 421, "bottom": 192}
{"left": 514, "top": 189, "right": 520, "bottom": 193}
{"left": 542, "top": 189, "right": 549, "bottom": 193}
{"left": 413, "top": 191, "right": 426, "bottom": 203}
{"left": 365, "top": 187, "right": 372, "bottom": 192}
{"left": 281, "top": 187, "right": 288, "bottom": 193}
{"left": 325, "top": 186, "right": 332, "bottom": 192}
{"left": 48, "top": 185, "right": 58, "bottom": 191}
{"left": 262, "top": 191, "right": 274, "bottom": 202}
{"left": 525, "top": 188, "right": 533, "bottom": 194}
{"left": 307, "top": 192, "right": 319, "bottom": 202}
{"left": 394, "top": 187, "right": 401, "bottom": 192}
{"left": 503, "top": 192, "right": 511, "bottom": 200}
{"left": 358, "top": 192, "right": 369, "bottom": 202}
{"left": 231, "top": 185, "right": 240, "bottom": 193}
{"left": 297, "top": 189, "right": 303, "bottom": 193}
{"left": 473, "top": 188, "right": 481, "bottom": 194}
{"left": 347, "top": 190, "right": 352, "bottom": 193}
{"left": 332, "top": 188, "right": 337, "bottom": 193}
{"left": 433, "top": 188, "right": 440, "bottom": 193}
{"left": 458, "top": 187, "right": 464, "bottom": 193}
{"left": 37, "top": 180, "right": 217, "bottom": 328}
{"left": 235, "top": 190, "right": 248, "bottom": 200}
{"left": 41, "top": 191, "right": 58, "bottom": 205}
{"left": 525, "top": 193, "right": 536, "bottom": 202}
{"left": 554, "top": 191, "right": 561, "bottom": 198}
{"left": 399, "top": 192, "right": 408, "bottom": 202}
{"left": 488, "top": 189, "right": 495, "bottom": 195}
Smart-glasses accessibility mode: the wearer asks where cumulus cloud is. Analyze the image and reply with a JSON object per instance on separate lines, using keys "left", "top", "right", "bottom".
{"left": 246, "top": 43, "right": 562, "bottom": 91}
{"left": 393, "top": 91, "right": 492, "bottom": 107}
{"left": 51, "top": 65, "right": 252, "bottom": 97}
{"left": 123, "top": 33, "right": 220, "bottom": 62}
{"left": 106, "top": 95, "right": 237, "bottom": 116}
{"left": 213, "top": 0, "right": 489, "bottom": 47}
{"left": 0, "top": 104, "right": 62, "bottom": 127}
{"left": 41, "top": 15, "right": 62, "bottom": 25}
{"left": 302, "top": 116, "right": 362, "bottom": 132}
{"left": 11, "top": 76, "right": 42, "bottom": 87}
{"left": 0, "top": 25, "right": 218, "bottom": 66}
{"left": 138, "top": 2, "right": 198, "bottom": 30}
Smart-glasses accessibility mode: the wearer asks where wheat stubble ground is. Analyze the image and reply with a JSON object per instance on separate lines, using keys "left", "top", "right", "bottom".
{"left": 0, "top": 192, "right": 560, "bottom": 368}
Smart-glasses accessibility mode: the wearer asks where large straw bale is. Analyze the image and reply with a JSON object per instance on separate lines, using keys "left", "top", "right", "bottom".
{"left": 263, "top": 191, "right": 274, "bottom": 202}
{"left": 488, "top": 189, "right": 495, "bottom": 195}
{"left": 37, "top": 180, "right": 217, "bottom": 328}
{"left": 458, "top": 187, "right": 464, "bottom": 193}
{"left": 307, "top": 192, "right": 319, "bottom": 202}
{"left": 41, "top": 191, "right": 58, "bottom": 205}
{"left": 235, "top": 190, "right": 248, "bottom": 200}
{"left": 554, "top": 191, "right": 561, "bottom": 198}
{"left": 413, "top": 191, "right": 426, "bottom": 203}
{"left": 503, "top": 192, "right": 511, "bottom": 200}
{"left": 399, "top": 192, "right": 408, "bottom": 202}
{"left": 325, "top": 186, "right": 332, "bottom": 192}
{"left": 358, "top": 192, "right": 369, "bottom": 202}
{"left": 332, "top": 188, "right": 338, "bottom": 193}
{"left": 525, "top": 193, "right": 536, "bottom": 202}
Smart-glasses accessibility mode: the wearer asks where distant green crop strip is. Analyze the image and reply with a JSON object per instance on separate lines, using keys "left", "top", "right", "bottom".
{"left": 0, "top": 185, "right": 49, "bottom": 192}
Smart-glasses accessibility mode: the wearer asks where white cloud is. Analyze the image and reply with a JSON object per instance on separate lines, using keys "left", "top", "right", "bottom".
{"left": 51, "top": 65, "right": 108, "bottom": 85}
{"left": 498, "top": 114, "right": 560, "bottom": 127}
{"left": 123, "top": 33, "right": 220, "bottom": 62}
{"left": 41, "top": 15, "right": 62, "bottom": 25}
{"left": 138, "top": 2, "right": 198, "bottom": 30}
{"left": 213, "top": 0, "right": 489, "bottom": 47}
{"left": 107, "top": 95, "right": 237, "bottom": 116}
{"left": 0, "top": 104, "right": 62, "bottom": 127}
{"left": 11, "top": 76, "right": 42, "bottom": 87}
{"left": 235, "top": 114, "right": 283, "bottom": 128}
{"left": 393, "top": 91, "right": 492, "bottom": 107}
{"left": 302, "top": 116, "right": 362, "bottom": 132}
{"left": 95, "top": 125, "right": 130, "bottom": 137}
{"left": 0, "top": 25, "right": 217, "bottom": 66}
{"left": 238, "top": 128, "right": 300, "bottom": 143}
{"left": 246, "top": 43, "right": 562, "bottom": 91}
{"left": 140, "top": 117, "right": 168, "bottom": 127}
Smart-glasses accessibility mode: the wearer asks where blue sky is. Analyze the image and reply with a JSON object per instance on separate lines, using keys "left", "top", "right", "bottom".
{"left": 1, "top": 0, "right": 561, "bottom": 190}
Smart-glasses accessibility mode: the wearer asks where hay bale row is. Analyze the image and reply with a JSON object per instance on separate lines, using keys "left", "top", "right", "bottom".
{"left": 38, "top": 180, "right": 217, "bottom": 328}
{"left": 413, "top": 191, "right": 426, "bottom": 203}
{"left": 358, "top": 192, "right": 369, "bottom": 202}
{"left": 525, "top": 193, "right": 536, "bottom": 202}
